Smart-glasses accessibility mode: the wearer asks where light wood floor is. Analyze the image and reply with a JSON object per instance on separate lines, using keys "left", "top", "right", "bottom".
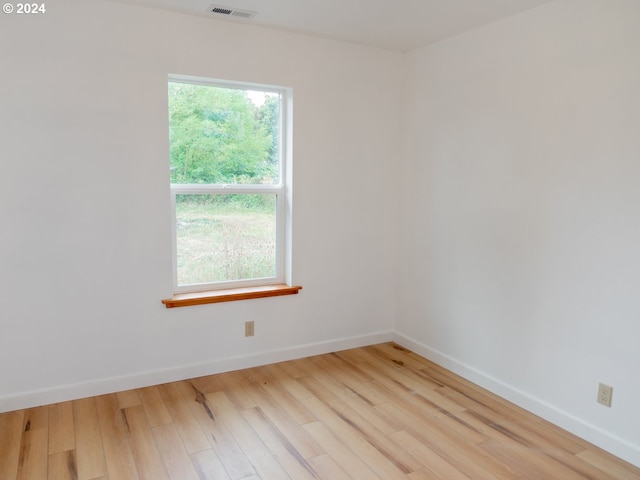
{"left": 1, "top": 343, "right": 639, "bottom": 480}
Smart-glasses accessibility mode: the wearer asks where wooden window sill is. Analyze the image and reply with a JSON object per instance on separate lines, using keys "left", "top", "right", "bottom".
{"left": 162, "top": 284, "right": 302, "bottom": 308}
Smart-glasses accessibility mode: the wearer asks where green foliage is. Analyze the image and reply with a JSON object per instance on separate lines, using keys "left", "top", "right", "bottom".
{"left": 176, "top": 193, "right": 275, "bottom": 212}
{"left": 256, "top": 95, "right": 280, "bottom": 174}
{"left": 168, "top": 82, "right": 278, "bottom": 185}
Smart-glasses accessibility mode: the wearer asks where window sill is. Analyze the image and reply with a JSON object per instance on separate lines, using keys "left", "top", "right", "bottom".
{"left": 161, "top": 284, "right": 302, "bottom": 308}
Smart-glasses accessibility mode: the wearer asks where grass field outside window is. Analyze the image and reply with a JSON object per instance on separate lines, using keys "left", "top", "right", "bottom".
{"left": 176, "top": 194, "right": 276, "bottom": 286}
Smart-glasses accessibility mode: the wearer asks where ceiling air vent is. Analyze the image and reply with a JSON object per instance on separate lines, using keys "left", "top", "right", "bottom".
{"left": 208, "top": 4, "right": 257, "bottom": 19}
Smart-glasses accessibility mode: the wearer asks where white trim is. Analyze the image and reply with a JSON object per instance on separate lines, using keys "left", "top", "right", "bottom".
{"left": 392, "top": 332, "right": 640, "bottom": 468}
{"left": 169, "top": 74, "right": 284, "bottom": 97}
{"left": 0, "top": 331, "right": 394, "bottom": 414}
{"left": 170, "top": 190, "right": 178, "bottom": 292}
{"left": 284, "top": 90, "right": 294, "bottom": 285}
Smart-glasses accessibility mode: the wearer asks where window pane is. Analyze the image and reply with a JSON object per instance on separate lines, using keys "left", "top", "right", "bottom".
{"left": 176, "top": 194, "right": 277, "bottom": 286}
{"left": 168, "top": 82, "right": 281, "bottom": 185}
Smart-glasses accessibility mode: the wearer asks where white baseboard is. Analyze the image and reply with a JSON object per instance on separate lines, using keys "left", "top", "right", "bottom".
{"left": 0, "top": 330, "right": 394, "bottom": 414}
{"left": 393, "top": 332, "right": 640, "bottom": 468}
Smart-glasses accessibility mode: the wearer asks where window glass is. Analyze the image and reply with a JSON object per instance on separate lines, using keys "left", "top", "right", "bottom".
{"left": 168, "top": 82, "right": 281, "bottom": 185}
{"left": 175, "top": 194, "right": 277, "bottom": 286}
{"left": 168, "top": 77, "right": 288, "bottom": 292}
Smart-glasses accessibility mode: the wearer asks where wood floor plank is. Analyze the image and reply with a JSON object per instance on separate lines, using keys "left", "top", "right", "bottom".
{"left": 116, "top": 390, "right": 141, "bottom": 410}
{"left": 189, "top": 375, "right": 224, "bottom": 397}
{"left": 190, "top": 449, "right": 231, "bottom": 480}
{"left": 248, "top": 364, "right": 317, "bottom": 425}
{"left": 322, "top": 395, "right": 423, "bottom": 474}
{"left": 205, "top": 390, "right": 292, "bottom": 480}
{"left": 49, "top": 401, "right": 75, "bottom": 454}
{"left": 392, "top": 431, "right": 471, "bottom": 480}
{"left": 137, "top": 385, "right": 172, "bottom": 427}
{"left": 152, "top": 423, "right": 200, "bottom": 480}
{"left": 298, "top": 375, "right": 422, "bottom": 473}
{"left": 301, "top": 395, "right": 409, "bottom": 480}
{"left": 0, "top": 410, "right": 24, "bottom": 480}
{"left": 303, "top": 420, "right": 382, "bottom": 480}
{"left": 331, "top": 344, "right": 380, "bottom": 366}
{"left": 22, "top": 406, "right": 48, "bottom": 432}
{"left": 420, "top": 366, "right": 535, "bottom": 425}
{"left": 368, "top": 343, "right": 435, "bottom": 371}
{"left": 47, "top": 449, "right": 78, "bottom": 480}
{"left": 213, "top": 371, "right": 258, "bottom": 410}
{"left": 376, "top": 401, "right": 520, "bottom": 480}
{"left": 238, "top": 375, "right": 324, "bottom": 460}
{"left": 308, "top": 354, "right": 400, "bottom": 409}
{"left": 291, "top": 356, "right": 358, "bottom": 399}
{"left": 175, "top": 380, "right": 257, "bottom": 480}
{"left": 428, "top": 408, "right": 491, "bottom": 445}
{"left": 345, "top": 379, "right": 391, "bottom": 408}
{"left": 73, "top": 397, "right": 107, "bottom": 480}
{"left": 480, "top": 438, "right": 596, "bottom": 480}
{"left": 530, "top": 418, "right": 594, "bottom": 453}
{"left": 576, "top": 448, "right": 640, "bottom": 480}
{"left": 16, "top": 427, "right": 48, "bottom": 480}
{"left": 359, "top": 345, "right": 443, "bottom": 386}
{"left": 314, "top": 352, "right": 374, "bottom": 385}
{"left": 158, "top": 382, "right": 211, "bottom": 454}
{"left": 261, "top": 362, "right": 315, "bottom": 401}
{"left": 335, "top": 386, "right": 398, "bottom": 436}
{"left": 354, "top": 355, "right": 466, "bottom": 415}
{"left": 306, "top": 454, "right": 351, "bottom": 480}
{"left": 122, "top": 405, "right": 170, "bottom": 480}
{"left": 278, "top": 357, "right": 314, "bottom": 379}
{"left": 95, "top": 394, "right": 140, "bottom": 480}
{"left": 241, "top": 406, "right": 319, "bottom": 480}
{"left": 407, "top": 467, "right": 469, "bottom": 480}
{"left": 457, "top": 411, "right": 614, "bottom": 480}
{"left": 435, "top": 385, "right": 538, "bottom": 435}
{"left": 352, "top": 369, "right": 441, "bottom": 418}
{"left": 456, "top": 397, "right": 625, "bottom": 480}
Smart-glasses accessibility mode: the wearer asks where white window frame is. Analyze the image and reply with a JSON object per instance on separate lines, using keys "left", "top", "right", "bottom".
{"left": 168, "top": 75, "right": 292, "bottom": 294}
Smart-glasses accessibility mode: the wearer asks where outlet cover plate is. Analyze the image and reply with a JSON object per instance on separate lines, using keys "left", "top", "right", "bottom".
{"left": 245, "top": 321, "right": 255, "bottom": 337}
{"left": 597, "top": 383, "right": 613, "bottom": 407}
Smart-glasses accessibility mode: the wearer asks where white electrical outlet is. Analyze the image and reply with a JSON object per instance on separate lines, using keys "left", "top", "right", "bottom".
{"left": 597, "top": 383, "right": 613, "bottom": 407}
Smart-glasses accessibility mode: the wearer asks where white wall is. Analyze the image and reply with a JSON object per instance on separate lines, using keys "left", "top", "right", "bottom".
{"left": 397, "top": 0, "right": 640, "bottom": 465}
{"left": 0, "top": 0, "right": 402, "bottom": 409}
{"left": 2, "top": 0, "right": 639, "bottom": 468}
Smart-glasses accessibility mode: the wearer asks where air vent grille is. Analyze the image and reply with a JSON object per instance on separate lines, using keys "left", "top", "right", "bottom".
{"left": 211, "top": 7, "right": 232, "bottom": 15}
{"left": 209, "top": 4, "right": 257, "bottom": 19}
{"left": 231, "top": 10, "right": 254, "bottom": 19}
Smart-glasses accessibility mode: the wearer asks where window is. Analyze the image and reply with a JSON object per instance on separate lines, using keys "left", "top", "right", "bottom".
{"left": 167, "top": 76, "right": 292, "bottom": 295}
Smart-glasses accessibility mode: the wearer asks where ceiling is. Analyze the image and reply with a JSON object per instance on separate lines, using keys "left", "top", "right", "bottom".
{"left": 113, "top": 0, "right": 555, "bottom": 52}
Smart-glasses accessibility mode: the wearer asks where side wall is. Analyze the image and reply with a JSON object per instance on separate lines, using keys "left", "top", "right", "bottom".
{"left": 0, "top": 0, "right": 402, "bottom": 410}
{"left": 397, "top": 0, "right": 640, "bottom": 465}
